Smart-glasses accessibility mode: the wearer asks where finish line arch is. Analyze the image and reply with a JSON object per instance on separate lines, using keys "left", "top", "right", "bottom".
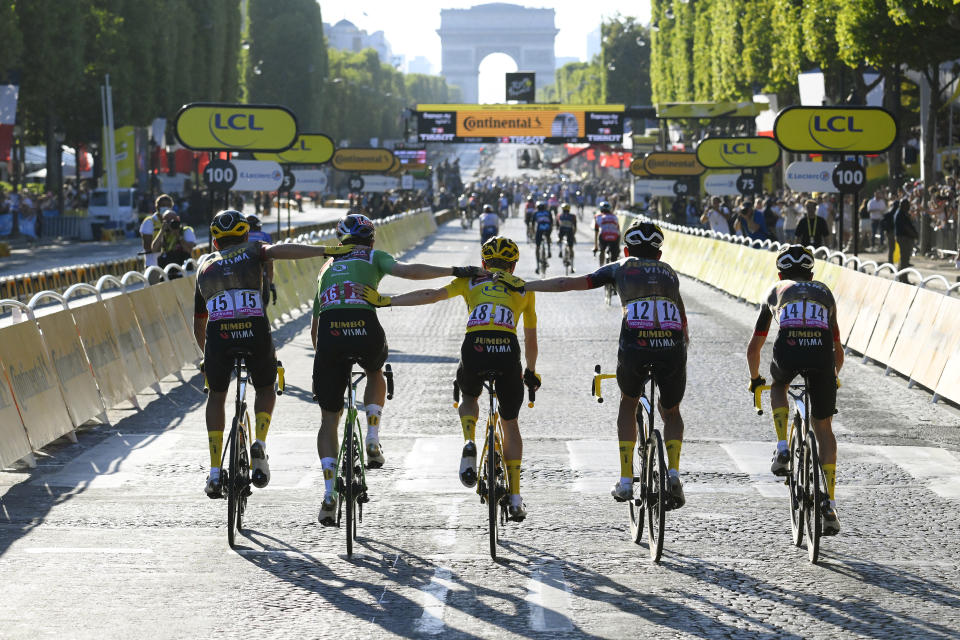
{"left": 438, "top": 3, "right": 558, "bottom": 104}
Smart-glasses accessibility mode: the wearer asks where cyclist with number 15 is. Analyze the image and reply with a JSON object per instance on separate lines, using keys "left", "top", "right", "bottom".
{"left": 194, "top": 209, "right": 335, "bottom": 499}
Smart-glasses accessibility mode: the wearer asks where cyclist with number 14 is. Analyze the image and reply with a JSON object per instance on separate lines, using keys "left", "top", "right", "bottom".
{"left": 747, "top": 244, "right": 843, "bottom": 536}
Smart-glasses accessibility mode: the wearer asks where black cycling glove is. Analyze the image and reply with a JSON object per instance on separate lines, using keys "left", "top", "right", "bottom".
{"left": 523, "top": 368, "right": 542, "bottom": 391}
{"left": 749, "top": 376, "right": 767, "bottom": 393}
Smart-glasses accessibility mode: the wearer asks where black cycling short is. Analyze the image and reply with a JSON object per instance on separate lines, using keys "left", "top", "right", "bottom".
{"left": 599, "top": 238, "right": 620, "bottom": 262}
{"left": 535, "top": 228, "right": 552, "bottom": 246}
{"left": 616, "top": 346, "right": 686, "bottom": 409}
{"left": 457, "top": 331, "right": 524, "bottom": 421}
{"left": 770, "top": 342, "right": 836, "bottom": 419}
{"left": 204, "top": 318, "right": 276, "bottom": 393}
{"left": 313, "top": 309, "right": 388, "bottom": 412}
{"left": 558, "top": 228, "right": 575, "bottom": 246}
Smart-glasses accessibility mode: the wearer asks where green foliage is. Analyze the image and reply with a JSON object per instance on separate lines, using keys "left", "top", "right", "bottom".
{"left": 0, "top": 2, "right": 23, "bottom": 74}
{"left": 601, "top": 15, "right": 652, "bottom": 105}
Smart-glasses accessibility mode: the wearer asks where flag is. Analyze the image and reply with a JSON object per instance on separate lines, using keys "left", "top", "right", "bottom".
{"left": 0, "top": 84, "right": 19, "bottom": 162}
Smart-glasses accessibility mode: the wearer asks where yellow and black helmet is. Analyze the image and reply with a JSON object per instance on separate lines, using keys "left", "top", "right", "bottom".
{"left": 776, "top": 244, "right": 815, "bottom": 272}
{"left": 210, "top": 209, "right": 250, "bottom": 240}
{"left": 481, "top": 236, "right": 520, "bottom": 263}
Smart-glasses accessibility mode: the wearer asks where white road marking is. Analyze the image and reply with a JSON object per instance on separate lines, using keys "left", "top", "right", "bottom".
{"left": 25, "top": 547, "right": 153, "bottom": 554}
{"left": 414, "top": 567, "right": 454, "bottom": 635}
{"left": 433, "top": 499, "right": 462, "bottom": 547}
{"left": 720, "top": 442, "right": 789, "bottom": 499}
{"left": 851, "top": 444, "right": 960, "bottom": 498}
{"left": 567, "top": 440, "right": 615, "bottom": 494}
{"left": 526, "top": 563, "right": 574, "bottom": 632}
{"left": 396, "top": 437, "right": 463, "bottom": 493}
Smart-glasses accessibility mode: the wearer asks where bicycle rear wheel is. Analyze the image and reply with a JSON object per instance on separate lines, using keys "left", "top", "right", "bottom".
{"left": 345, "top": 425, "right": 356, "bottom": 558}
{"left": 487, "top": 425, "right": 499, "bottom": 560}
{"left": 803, "top": 432, "right": 822, "bottom": 563}
{"left": 646, "top": 429, "right": 668, "bottom": 563}
{"left": 226, "top": 417, "right": 240, "bottom": 548}
{"left": 629, "top": 440, "right": 645, "bottom": 544}
{"left": 788, "top": 414, "right": 804, "bottom": 547}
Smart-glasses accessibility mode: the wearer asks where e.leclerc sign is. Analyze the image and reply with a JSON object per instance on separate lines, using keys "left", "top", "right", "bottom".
{"left": 331, "top": 148, "right": 396, "bottom": 172}
{"left": 174, "top": 103, "right": 298, "bottom": 152}
{"left": 695, "top": 137, "right": 781, "bottom": 169}
{"left": 773, "top": 106, "right": 897, "bottom": 154}
{"left": 253, "top": 133, "right": 335, "bottom": 164}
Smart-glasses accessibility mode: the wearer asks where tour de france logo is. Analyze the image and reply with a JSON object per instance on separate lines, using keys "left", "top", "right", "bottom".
{"left": 551, "top": 112, "right": 579, "bottom": 138}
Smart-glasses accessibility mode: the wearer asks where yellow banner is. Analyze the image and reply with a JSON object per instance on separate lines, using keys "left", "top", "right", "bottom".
{"left": 254, "top": 133, "right": 334, "bottom": 164}
{"left": 656, "top": 102, "right": 766, "bottom": 119}
{"left": 417, "top": 104, "right": 625, "bottom": 112}
{"left": 174, "top": 103, "right": 298, "bottom": 152}
{"left": 696, "top": 137, "right": 781, "bottom": 169}
{"left": 629, "top": 157, "right": 651, "bottom": 177}
{"left": 114, "top": 126, "right": 136, "bottom": 188}
{"left": 774, "top": 106, "right": 897, "bottom": 153}
{"left": 643, "top": 152, "right": 706, "bottom": 176}
{"left": 331, "top": 148, "right": 396, "bottom": 172}
{"left": 416, "top": 104, "right": 624, "bottom": 143}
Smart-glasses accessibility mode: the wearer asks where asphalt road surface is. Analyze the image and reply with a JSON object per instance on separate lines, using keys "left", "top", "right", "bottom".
{"left": 2, "top": 216, "right": 959, "bottom": 639}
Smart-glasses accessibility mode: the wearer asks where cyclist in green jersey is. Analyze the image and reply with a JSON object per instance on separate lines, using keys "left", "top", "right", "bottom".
{"left": 313, "top": 213, "right": 484, "bottom": 525}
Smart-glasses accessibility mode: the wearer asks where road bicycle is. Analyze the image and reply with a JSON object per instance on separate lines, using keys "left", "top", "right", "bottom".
{"left": 454, "top": 373, "right": 535, "bottom": 561}
{"left": 559, "top": 237, "right": 575, "bottom": 275}
{"left": 592, "top": 364, "right": 670, "bottom": 563}
{"left": 325, "top": 362, "right": 394, "bottom": 558}
{"left": 536, "top": 234, "right": 549, "bottom": 275}
{"left": 754, "top": 375, "right": 831, "bottom": 564}
{"left": 205, "top": 353, "right": 285, "bottom": 548}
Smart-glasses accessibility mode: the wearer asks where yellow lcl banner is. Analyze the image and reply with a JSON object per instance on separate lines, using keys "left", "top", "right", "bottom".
{"left": 774, "top": 106, "right": 897, "bottom": 154}
{"left": 113, "top": 126, "right": 136, "bottom": 188}
{"left": 331, "top": 148, "right": 396, "bottom": 172}
{"left": 643, "top": 152, "right": 706, "bottom": 176}
{"left": 629, "top": 157, "right": 650, "bottom": 177}
{"left": 254, "top": 133, "right": 334, "bottom": 164}
{"left": 696, "top": 137, "right": 781, "bottom": 169}
{"left": 174, "top": 103, "right": 298, "bottom": 152}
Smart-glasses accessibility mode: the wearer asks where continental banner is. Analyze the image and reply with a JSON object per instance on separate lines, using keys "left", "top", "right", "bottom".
{"left": 643, "top": 152, "right": 706, "bottom": 176}
{"left": 37, "top": 310, "right": 104, "bottom": 427}
{"left": 72, "top": 299, "right": 135, "bottom": 409}
{"left": 416, "top": 103, "right": 624, "bottom": 144}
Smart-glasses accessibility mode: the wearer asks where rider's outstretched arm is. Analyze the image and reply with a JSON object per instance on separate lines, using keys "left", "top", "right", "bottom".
{"left": 747, "top": 307, "right": 772, "bottom": 379}
{"left": 389, "top": 263, "right": 482, "bottom": 280}
{"left": 524, "top": 274, "right": 593, "bottom": 292}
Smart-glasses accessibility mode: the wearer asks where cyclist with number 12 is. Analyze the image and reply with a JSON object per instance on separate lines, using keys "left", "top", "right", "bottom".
{"left": 508, "top": 221, "right": 689, "bottom": 509}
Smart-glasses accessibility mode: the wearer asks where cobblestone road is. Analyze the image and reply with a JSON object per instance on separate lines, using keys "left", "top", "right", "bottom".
{"left": 2, "top": 216, "right": 959, "bottom": 640}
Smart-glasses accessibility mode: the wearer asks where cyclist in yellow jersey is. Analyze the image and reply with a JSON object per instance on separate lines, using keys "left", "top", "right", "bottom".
{"left": 361, "top": 236, "right": 540, "bottom": 522}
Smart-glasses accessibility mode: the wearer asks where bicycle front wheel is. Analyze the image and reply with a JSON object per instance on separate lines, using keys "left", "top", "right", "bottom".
{"left": 226, "top": 417, "right": 240, "bottom": 548}
{"left": 345, "top": 428, "right": 356, "bottom": 558}
{"left": 803, "top": 432, "right": 822, "bottom": 564}
{"left": 629, "top": 441, "right": 645, "bottom": 544}
{"left": 487, "top": 426, "right": 499, "bottom": 560}
{"left": 646, "top": 430, "right": 668, "bottom": 563}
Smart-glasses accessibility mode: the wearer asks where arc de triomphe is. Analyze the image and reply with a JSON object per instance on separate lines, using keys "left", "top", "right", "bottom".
{"left": 438, "top": 3, "right": 558, "bottom": 104}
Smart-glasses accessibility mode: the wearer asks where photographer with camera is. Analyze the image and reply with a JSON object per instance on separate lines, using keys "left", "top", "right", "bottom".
{"left": 151, "top": 209, "right": 196, "bottom": 272}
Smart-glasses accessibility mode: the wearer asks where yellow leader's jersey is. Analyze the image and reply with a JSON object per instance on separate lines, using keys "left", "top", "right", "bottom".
{"left": 444, "top": 273, "right": 536, "bottom": 335}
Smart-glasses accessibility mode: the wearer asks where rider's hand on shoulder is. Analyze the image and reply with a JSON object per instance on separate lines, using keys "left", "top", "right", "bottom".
{"left": 494, "top": 272, "right": 526, "bottom": 292}
{"left": 323, "top": 244, "right": 354, "bottom": 256}
{"left": 358, "top": 284, "right": 392, "bottom": 307}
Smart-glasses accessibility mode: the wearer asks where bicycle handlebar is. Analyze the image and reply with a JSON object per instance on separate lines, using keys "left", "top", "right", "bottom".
{"left": 526, "top": 383, "right": 536, "bottom": 408}
{"left": 591, "top": 364, "right": 617, "bottom": 404}
{"left": 276, "top": 360, "right": 285, "bottom": 396}
{"left": 385, "top": 364, "right": 394, "bottom": 400}
{"left": 753, "top": 385, "right": 771, "bottom": 415}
